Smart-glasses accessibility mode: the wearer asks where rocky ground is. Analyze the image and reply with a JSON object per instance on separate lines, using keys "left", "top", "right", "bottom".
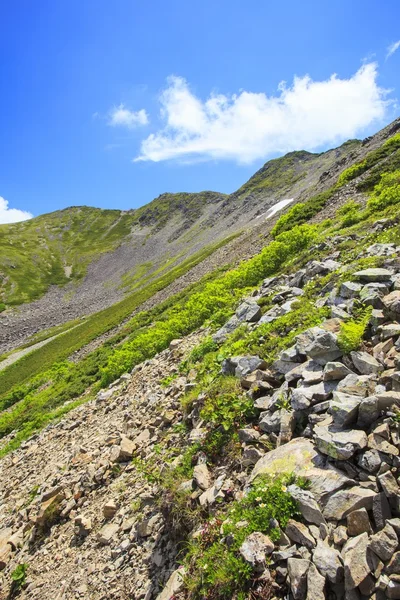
{"left": 2, "top": 229, "right": 400, "bottom": 598}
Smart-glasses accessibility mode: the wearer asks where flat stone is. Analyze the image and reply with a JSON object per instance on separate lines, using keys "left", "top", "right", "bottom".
{"left": 379, "top": 324, "right": 400, "bottom": 340}
{"left": 238, "top": 428, "right": 261, "bottom": 443}
{"left": 378, "top": 471, "right": 400, "bottom": 497}
{"left": 103, "top": 499, "right": 118, "bottom": 519}
{"left": 369, "top": 523, "right": 398, "bottom": 562}
{"left": 341, "top": 281, "right": 363, "bottom": 298}
{"left": 313, "top": 539, "right": 343, "bottom": 583}
{"left": 314, "top": 425, "right": 367, "bottom": 460}
{"left": 296, "top": 327, "right": 342, "bottom": 365}
{"left": 97, "top": 523, "right": 119, "bottom": 545}
{"left": 287, "top": 558, "right": 310, "bottom": 600}
{"left": 346, "top": 508, "right": 371, "bottom": 536}
{"left": 383, "top": 291, "right": 400, "bottom": 315}
{"left": 250, "top": 438, "right": 325, "bottom": 482}
{"left": 351, "top": 351, "right": 382, "bottom": 375}
{"left": 323, "top": 362, "right": 353, "bottom": 381}
{"left": 0, "top": 543, "right": 11, "bottom": 571}
{"left": 337, "top": 373, "right": 375, "bottom": 396}
{"left": 353, "top": 268, "right": 393, "bottom": 283}
{"left": 119, "top": 435, "right": 136, "bottom": 460}
{"left": 368, "top": 433, "right": 399, "bottom": 456}
{"left": 387, "top": 552, "right": 400, "bottom": 575}
{"left": 285, "top": 520, "right": 316, "bottom": 549}
{"left": 323, "top": 487, "right": 376, "bottom": 520}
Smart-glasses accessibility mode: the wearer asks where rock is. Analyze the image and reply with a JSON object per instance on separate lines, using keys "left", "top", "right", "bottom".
{"left": 386, "top": 552, "right": 400, "bottom": 575}
{"left": 358, "top": 396, "right": 380, "bottom": 428}
{"left": 250, "top": 438, "right": 325, "bottom": 482}
{"left": 369, "top": 523, "right": 398, "bottom": 562}
{"left": 287, "top": 485, "right": 325, "bottom": 526}
{"left": 238, "top": 428, "right": 260, "bottom": 443}
{"left": 378, "top": 471, "right": 400, "bottom": 498}
{"left": 239, "top": 532, "right": 274, "bottom": 571}
{"left": 337, "top": 373, "right": 374, "bottom": 396}
{"left": 387, "top": 580, "right": 400, "bottom": 599}
{"left": 346, "top": 508, "right": 371, "bottom": 536}
{"left": 340, "top": 281, "right": 363, "bottom": 298}
{"left": 358, "top": 449, "right": 382, "bottom": 473}
{"left": 353, "top": 268, "right": 393, "bottom": 282}
{"left": 323, "top": 362, "right": 353, "bottom": 381}
{"left": 383, "top": 291, "right": 400, "bottom": 315}
{"left": 119, "top": 435, "right": 136, "bottom": 460}
{"left": 343, "top": 532, "right": 374, "bottom": 590}
{"left": 287, "top": 558, "right": 310, "bottom": 600}
{"left": 74, "top": 515, "right": 92, "bottom": 537}
{"left": 306, "top": 562, "right": 326, "bottom": 599}
{"left": 103, "top": 499, "right": 118, "bottom": 519}
{"left": 0, "top": 543, "right": 12, "bottom": 570}
{"left": 222, "top": 356, "right": 268, "bottom": 378}
{"left": 259, "top": 410, "right": 283, "bottom": 433}
{"left": 213, "top": 316, "right": 240, "bottom": 343}
{"left": 37, "top": 492, "right": 64, "bottom": 526}
{"left": 236, "top": 301, "right": 262, "bottom": 323}
{"left": 285, "top": 520, "right": 316, "bottom": 549}
{"left": 193, "top": 464, "right": 211, "bottom": 491}
{"left": 329, "top": 392, "right": 361, "bottom": 426}
{"left": 312, "top": 539, "right": 343, "bottom": 583}
{"left": 379, "top": 323, "right": 400, "bottom": 340}
{"left": 242, "top": 446, "right": 265, "bottom": 466}
{"left": 368, "top": 432, "right": 399, "bottom": 456}
{"left": 97, "top": 523, "right": 119, "bottom": 545}
{"left": 373, "top": 492, "right": 392, "bottom": 530}
{"left": 199, "top": 475, "right": 225, "bottom": 506}
{"left": 296, "top": 327, "right": 342, "bottom": 365}
{"left": 156, "top": 568, "right": 185, "bottom": 600}
{"left": 323, "top": 487, "right": 376, "bottom": 520}
{"left": 314, "top": 425, "right": 367, "bottom": 460}
{"left": 351, "top": 351, "right": 382, "bottom": 375}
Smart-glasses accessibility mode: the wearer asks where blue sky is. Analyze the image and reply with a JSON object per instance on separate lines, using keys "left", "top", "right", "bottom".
{"left": 0, "top": 0, "right": 399, "bottom": 222}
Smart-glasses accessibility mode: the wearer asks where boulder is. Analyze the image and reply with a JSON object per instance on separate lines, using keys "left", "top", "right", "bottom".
{"left": 250, "top": 438, "right": 325, "bottom": 482}
{"left": 193, "top": 464, "right": 211, "bottom": 491}
{"left": 323, "top": 362, "right": 353, "bottom": 381}
{"left": 156, "top": 568, "right": 185, "bottom": 600}
{"left": 296, "top": 327, "right": 342, "bottom": 365}
{"left": 97, "top": 523, "right": 119, "bottom": 545}
{"left": 383, "top": 291, "right": 400, "bottom": 315}
{"left": 285, "top": 520, "right": 316, "bottom": 549}
{"left": 351, "top": 351, "right": 382, "bottom": 375}
{"left": 373, "top": 492, "right": 392, "bottom": 530}
{"left": 287, "top": 558, "right": 310, "bottom": 600}
{"left": 369, "top": 522, "right": 398, "bottom": 562}
{"left": 340, "top": 281, "right": 362, "bottom": 298}
{"left": 287, "top": 485, "right": 326, "bottom": 526}
{"left": 346, "top": 508, "right": 371, "bottom": 536}
{"left": 337, "top": 373, "right": 374, "bottom": 396}
{"left": 213, "top": 316, "right": 240, "bottom": 343}
{"left": 329, "top": 392, "right": 361, "bottom": 426}
{"left": 312, "top": 539, "right": 343, "bottom": 583}
{"left": 314, "top": 426, "right": 367, "bottom": 460}
{"left": 236, "top": 301, "right": 262, "bottom": 323}
{"left": 306, "top": 562, "right": 326, "bottom": 600}
{"left": 0, "top": 543, "right": 11, "bottom": 571}
{"left": 343, "top": 532, "right": 374, "bottom": 590}
{"left": 239, "top": 532, "right": 274, "bottom": 571}
{"left": 353, "top": 268, "right": 393, "bottom": 283}
{"left": 323, "top": 487, "right": 376, "bottom": 520}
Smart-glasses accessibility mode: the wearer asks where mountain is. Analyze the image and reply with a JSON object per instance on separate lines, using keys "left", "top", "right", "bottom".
{"left": 0, "top": 117, "right": 400, "bottom": 599}
{"left": 2, "top": 119, "right": 398, "bottom": 355}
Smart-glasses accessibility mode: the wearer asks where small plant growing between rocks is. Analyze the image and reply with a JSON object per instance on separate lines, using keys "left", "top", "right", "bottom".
{"left": 337, "top": 304, "right": 372, "bottom": 353}
{"left": 10, "top": 563, "right": 28, "bottom": 596}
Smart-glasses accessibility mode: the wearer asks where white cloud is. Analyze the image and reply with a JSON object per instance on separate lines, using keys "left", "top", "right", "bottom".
{"left": 108, "top": 104, "right": 149, "bottom": 129}
{"left": 0, "top": 197, "right": 33, "bottom": 224}
{"left": 135, "top": 64, "right": 389, "bottom": 164}
{"left": 386, "top": 40, "right": 400, "bottom": 60}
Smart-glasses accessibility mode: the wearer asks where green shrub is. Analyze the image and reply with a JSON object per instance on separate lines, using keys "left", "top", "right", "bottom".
{"left": 271, "top": 190, "right": 334, "bottom": 237}
{"left": 337, "top": 161, "right": 367, "bottom": 186}
{"left": 337, "top": 200, "right": 364, "bottom": 227}
{"left": 0, "top": 302, "right": 5, "bottom": 313}
{"left": 183, "top": 474, "right": 301, "bottom": 599}
{"left": 10, "top": 563, "right": 28, "bottom": 593}
{"left": 200, "top": 377, "right": 255, "bottom": 432}
{"left": 337, "top": 305, "right": 372, "bottom": 353}
{"left": 367, "top": 170, "right": 400, "bottom": 213}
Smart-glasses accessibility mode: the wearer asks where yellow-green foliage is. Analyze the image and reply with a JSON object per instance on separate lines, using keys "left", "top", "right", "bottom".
{"left": 367, "top": 170, "right": 400, "bottom": 212}
{"left": 337, "top": 306, "right": 372, "bottom": 353}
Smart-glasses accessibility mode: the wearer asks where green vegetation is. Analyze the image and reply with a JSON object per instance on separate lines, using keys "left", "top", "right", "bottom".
{"left": 337, "top": 305, "right": 373, "bottom": 353}
{"left": 183, "top": 474, "right": 302, "bottom": 600}
{"left": 10, "top": 563, "right": 28, "bottom": 595}
{"left": 271, "top": 189, "right": 334, "bottom": 237}
{"left": 0, "top": 302, "right": 5, "bottom": 313}
{"left": 367, "top": 170, "right": 400, "bottom": 212}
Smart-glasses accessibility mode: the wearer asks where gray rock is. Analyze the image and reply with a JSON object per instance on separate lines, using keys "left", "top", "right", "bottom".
{"left": 213, "top": 315, "right": 240, "bottom": 343}
{"left": 346, "top": 508, "right": 371, "bottom": 536}
{"left": 156, "top": 568, "right": 185, "bottom": 600}
{"left": 353, "top": 268, "right": 393, "bottom": 282}
{"left": 296, "top": 327, "right": 342, "bottom": 365}
{"left": 221, "top": 355, "right": 267, "bottom": 377}
{"left": 340, "top": 281, "right": 362, "bottom": 298}
{"left": 337, "top": 373, "right": 374, "bottom": 396}
{"left": 312, "top": 539, "right": 343, "bottom": 583}
{"left": 306, "top": 562, "right": 326, "bottom": 600}
{"left": 242, "top": 446, "right": 265, "bottom": 467}
{"left": 378, "top": 471, "right": 400, "bottom": 497}
{"left": 287, "top": 485, "right": 326, "bottom": 526}
{"left": 373, "top": 492, "right": 392, "bottom": 530}
{"left": 358, "top": 449, "right": 382, "bottom": 473}
{"left": 323, "top": 362, "right": 353, "bottom": 381}
{"left": 193, "top": 464, "right": 211, "bottom": 491}
{"left": 343, "top": 532, "right": 374, "bottom": 590}
{"left": 383, "top": 291, "right": 400, "bottom": 315}
{"left": 323, "top": 487, "right": 376, "bottom": 520}
{"left": 357, "top": 396, "right": 380, "bottom": 428}
{"left": 239, "top": 532, "right": 274, "bottom": 571}
{"left": 97, "top": 523, "right": 119, "bottom": 545}
{"left": 287, "top": 558, "right": 310, "bottom": 600}
{"left": 387, "top": 580, "right": 400, "bottom": 599}
{"left": 369, "top": 523, "right": 398, "bottom": 562}
{"left": 386, "top": 551, "right": 400, "bottom": 575}
{"left": 314, "top": 425, "right": 367, "bottom": 460}
{"left": 236, "top": 301, "right": 262, "bottom": 323}
{"left": 250, "top": 438, "right": 325, "bottom": 482}
{"left": 238, "top": 428, "right": 260, "bottom": 443}
{"left": 351, "top": 351, "right": 382, "bottom": 375}
{"left": 259, "top": 410, "right": 283, "bottom": 434}
{"left": 285, "top": 520, "right": 316, "bottom": 549}
{"left": 329, "top": 392, "right": 361, "bottom": 426}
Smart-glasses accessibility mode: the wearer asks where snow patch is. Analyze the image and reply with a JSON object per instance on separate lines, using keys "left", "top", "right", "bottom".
{"left": 256, "top": 198, "right": 295, "bottom": 221}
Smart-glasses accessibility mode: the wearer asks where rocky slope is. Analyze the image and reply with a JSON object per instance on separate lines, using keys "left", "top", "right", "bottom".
{"left": 1, "top": 120, "right": 400, "bottom": 600}
{"left": 1, "top": 118, "right": 398, "bottom": 354}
